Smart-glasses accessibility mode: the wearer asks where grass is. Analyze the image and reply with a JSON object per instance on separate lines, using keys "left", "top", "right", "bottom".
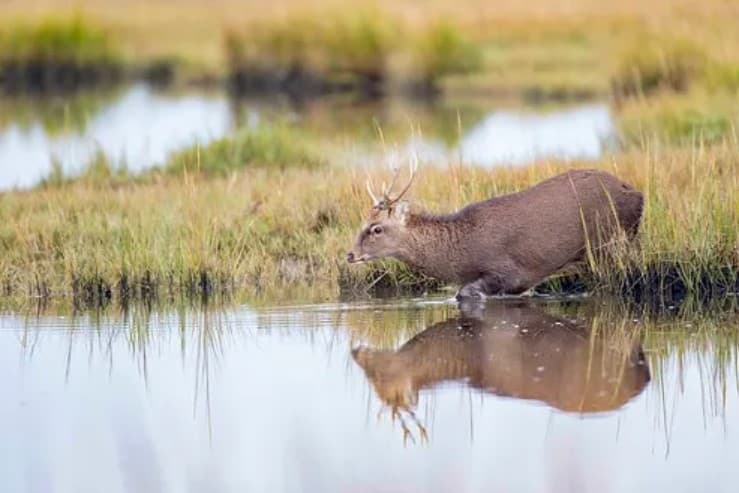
{"left": 0, "top": 16, "right": 122, "bottom": 91}
{"left": 0, "top": 133, "right": 736, "bottom": 306}
{"left": 224, "top": 11, "right": 480, "bottom": 95}
{"left": 1, "top": 1, "right": 738, "bottom": 97}
{"left": 33, "top": 123, "right": 326, "bottom": 189}
{"left": 165, "top": 124, "right": 326, "bottom": 176}
{"left": 411, "top": 21, "right": 483, "bottom": 90}
{"left": 618, "top": 92, "right": 739, "bottom": 145}
{"left": 610, "top": 35, "right": 708, "bottom": 98}
{"left": 0, "top": 86, "right": 122, "bottom": 134}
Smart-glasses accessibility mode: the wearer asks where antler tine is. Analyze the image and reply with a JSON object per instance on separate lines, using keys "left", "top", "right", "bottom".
{"left": 383, "top": 166, "right": 401, "bottom": 200}
{"left": 365, "top": 179, "right": 380, "bottom": 206}
{"left": 406, "top": 408, "right": 428, "bottom": 443}
{"left": 387, "top": 150, "right": 419, "bottom": 205}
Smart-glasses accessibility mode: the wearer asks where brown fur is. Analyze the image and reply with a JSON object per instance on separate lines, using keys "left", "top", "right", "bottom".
{"left": 352, "top": 302, "right": 650, "bottom": 414}
{"left": 348, "top": 169, "right": 643, "bottom": 297}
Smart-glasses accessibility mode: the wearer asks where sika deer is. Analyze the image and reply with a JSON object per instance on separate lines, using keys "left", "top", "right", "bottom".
{"left": 347, "top": 159, "right": 643, "bottom": 299}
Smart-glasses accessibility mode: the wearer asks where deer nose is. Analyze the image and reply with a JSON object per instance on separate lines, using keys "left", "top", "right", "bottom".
{"left": 347, "top": 251, "right": 355, "bottom": 263}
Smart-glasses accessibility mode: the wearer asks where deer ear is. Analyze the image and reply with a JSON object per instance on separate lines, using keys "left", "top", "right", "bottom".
{"left": 392, "top": 201, "right": 411, "bottom": 224}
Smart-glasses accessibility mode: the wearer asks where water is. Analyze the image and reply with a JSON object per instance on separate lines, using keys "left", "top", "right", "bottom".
{"left": 0, "top": 84, "right": 616, "bottom": 190}
{"left": 1, "top": 298, "right": 737, "bottom": 492}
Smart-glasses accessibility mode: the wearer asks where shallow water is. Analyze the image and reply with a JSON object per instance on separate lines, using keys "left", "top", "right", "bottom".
{"left": 0, "top": 84, "right": 615, "bottom": 190}
{"left": 1, "top": 298, "right": 737, "bottom": 492}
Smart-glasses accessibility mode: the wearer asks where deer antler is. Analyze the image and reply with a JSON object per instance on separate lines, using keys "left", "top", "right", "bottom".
{"left": 365, "top": 151, "right": 419, "bottom": 211}
{"left": 365, "top": 179, "right": 380, "bottom": 206}
{"left": 390, "top": 405, "right": 428, "bottom": 446}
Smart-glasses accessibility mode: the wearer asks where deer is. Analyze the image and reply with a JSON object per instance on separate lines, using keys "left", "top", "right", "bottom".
{"left": 352, "top": 302, "right": 650, "bottom": 420}
{"left": 347, "top": 156, "right": 644, "bottom": 300}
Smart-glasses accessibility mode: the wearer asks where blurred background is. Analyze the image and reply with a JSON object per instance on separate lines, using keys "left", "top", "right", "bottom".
{"left": 2, "top": 0, "right": 738, "bottom": 189}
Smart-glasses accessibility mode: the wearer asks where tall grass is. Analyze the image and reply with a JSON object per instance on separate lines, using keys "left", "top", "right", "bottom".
{"left": 165, "top": 124, "right": 326, "bottom": 176}
{"left": 225, "top": 12, "right": 398, "bottom": 94}
{"left": 618, "top": 93, "right": 739, "bottom": 145}
{"left": 1, "top": 136, "right": 736, "bottom": 305}
{"left": 1, "top": 0, "right": 737, "bottom": 96}
{"left": 0, "top": 16, "right": 122, "bottom": 91}
{"left": 411, "top": 21, "right": 483, "bottom": 89}
{"left": 611, "top": 35, "right": 708, "bottom": 97}
{"left": 224, "top": 11, "right": 480, "bottom": 95}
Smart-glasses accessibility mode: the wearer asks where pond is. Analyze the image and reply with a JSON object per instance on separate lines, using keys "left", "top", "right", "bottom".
{"left": 0, "top": 84, "right": 616, "bottom": 190}
{"left": 1, "top": 297, "right": 737, "bottom": 492}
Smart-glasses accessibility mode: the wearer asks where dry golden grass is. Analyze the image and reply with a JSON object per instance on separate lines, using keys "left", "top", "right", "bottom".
{"left": 4, "top": 0, "right": 739, "bottom": 92}
{"left": 0, "top": 137, "right": 736, "bottom": 304}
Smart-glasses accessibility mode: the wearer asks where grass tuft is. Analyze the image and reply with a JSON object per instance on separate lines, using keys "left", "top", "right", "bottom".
{"left": 225, "top": 11, "right": 480, "bottom": 96}
{"left": 165, "top": 124, "right": 326, "bottom": 176}
{"left": 611, "top": 35, "right": 708, "bottom": 98}
{"left": 0, "top": 16, "right": 122, "bottom": 91}
{"left": 412, "top": 21, "right": 483, "bottom": 89}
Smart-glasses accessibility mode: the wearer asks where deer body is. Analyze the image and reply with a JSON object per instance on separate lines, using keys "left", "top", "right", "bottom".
{"left": 349, "top": 168, "right": 643, "bottom": 298}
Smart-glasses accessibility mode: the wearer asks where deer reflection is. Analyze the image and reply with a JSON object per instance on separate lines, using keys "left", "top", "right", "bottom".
{"left": 352, "top": 302, "right": 650, "bottom": 431}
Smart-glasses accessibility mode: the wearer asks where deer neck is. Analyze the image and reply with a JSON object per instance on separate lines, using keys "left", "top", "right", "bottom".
{"left": 395, "top": 213, "right": 466, "bottom": 281}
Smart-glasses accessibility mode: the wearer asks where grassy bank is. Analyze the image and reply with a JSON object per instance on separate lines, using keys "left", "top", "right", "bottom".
{"left": 224, "top": 13, "right": 482, "bottom": 95}
{"left": 0, "top": 16, "right": 123, "bottom": 91}
{"left": 2, "top": 0, "right": 739, "bottom": 97}
{"left": 1, "top": 133, "right": 736, "bottom": 305}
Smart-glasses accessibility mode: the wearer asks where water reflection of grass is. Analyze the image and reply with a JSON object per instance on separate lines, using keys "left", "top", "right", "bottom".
{"left": 0, "top": 86, "right": 122, "bottom": 134}
{"left": 14, "top": 300, "right": 238, "bottom": 433}
{"left": 226, "top": 93, "right": 492, "bottom": 153}
{"left": 8, "top": 297, "right": 738, "bottom": 448}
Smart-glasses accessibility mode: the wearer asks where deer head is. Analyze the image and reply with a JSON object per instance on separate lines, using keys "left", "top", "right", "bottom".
{"left": 347, "top": 153, "right": 419, "bottom": 265}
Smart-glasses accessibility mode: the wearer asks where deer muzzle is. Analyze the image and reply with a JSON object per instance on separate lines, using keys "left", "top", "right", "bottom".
{"left": 346, "top": 251, "right": 369, "bottom": 264}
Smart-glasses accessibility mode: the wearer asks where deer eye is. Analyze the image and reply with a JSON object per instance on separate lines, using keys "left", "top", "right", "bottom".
{"left": 371, "top": 225, "right": 384, "bottom": 235}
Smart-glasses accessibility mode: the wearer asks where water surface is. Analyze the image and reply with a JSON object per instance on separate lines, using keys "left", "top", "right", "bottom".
{"left": 0, "top": 84, "right": 616, "bottom": 190}
{"left": 1, "top": 298, "right": 737, "bottom": 492}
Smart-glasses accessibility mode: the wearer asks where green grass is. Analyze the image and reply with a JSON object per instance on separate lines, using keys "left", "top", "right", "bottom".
{"left": 0, "top": 16, "right": 117, "bottom": 63}
{"left": 611, "top": 35, "right": 708, "bottom": 97}
{"left": 0, "top": 16, "right": 122, "bottom": 90}
{"left": 411, "top": 21, "right": 483, "bottom": 89}
{"left": 618, "top": 93, "right": 739, "bottom": 145}
{"left": 0, "top": 0, "right": 737, "bottom": 97}
{"left": 35, "top": 122, "right": 327, "bottom": 188}
{"left": 224, "top": 11, "right": 484, "bottom": 94}
{"left": 1, "top": 135, "right": 736, "bottom": 305}
{"left": 165, "top": 124, "right": 326, "bottom": 176}
{"left": 224, "top": 11, "right": 398, "bottom": 93}
{"left": 325, "top": 12, "right": 397, "bottom": 84}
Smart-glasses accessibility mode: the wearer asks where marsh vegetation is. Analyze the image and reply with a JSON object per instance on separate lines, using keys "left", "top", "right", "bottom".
{"left": 1, "top": 4, "right": 738, "bottom": 492}
{"left": 0, "top": 0, "right": 737, "bottom": 307}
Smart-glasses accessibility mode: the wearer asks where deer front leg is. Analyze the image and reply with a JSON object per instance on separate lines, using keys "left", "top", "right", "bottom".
{"left": 455, "top": 276, "right": 506, "bottom": 318}
{"left": 455, "top": 274, "right": 505, "bottom": 300}
{"left": 455, "top": 279, "right": 488, "bottom": 300}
